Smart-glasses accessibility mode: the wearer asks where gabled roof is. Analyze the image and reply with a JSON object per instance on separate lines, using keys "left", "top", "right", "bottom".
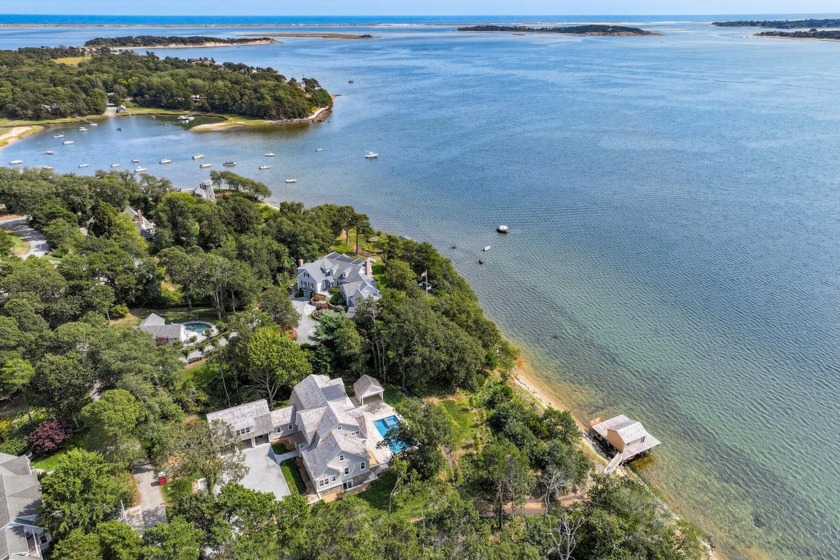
{"left": 270, "top": 405, "right": 295, "bottom": 427}
{"left": 139, "top": 313, "right": 166, "bottom": 328}
{"left": 609, "top": 418, "right": 647, "bottom": 445}
{"left": 353, "top": 375, "right": 384, "bottom": 399}
{"left": 300, "top": 431, "right": 368, "bottom": 479}
{"left": 0, "top": 453, "right": 44, "bottom": 559}
{"left": 207, "top": 400, "right": 271, "bottom": 434}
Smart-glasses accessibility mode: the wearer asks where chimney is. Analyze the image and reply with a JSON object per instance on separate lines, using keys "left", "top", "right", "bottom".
{"left": 365, "top": 259, "right": 372, "bottom": 277}
{"left": 298, "top": 259, "right": 304, "bottom": 267}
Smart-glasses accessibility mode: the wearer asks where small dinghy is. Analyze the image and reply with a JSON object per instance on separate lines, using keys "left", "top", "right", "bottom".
{"left": 78, "top": 163, "right": 89, "bottom": 168}
{"left": 497, "top": 225, "right": 509, "bottom": 234}
{"left": 285, "top": 179, "right": 297, "bottom": 184}
{"left": 200, "top": 163, "right": 212, "bottom": 168}
{"left": 259, "top": 165, "right": 271, "bottom": 170}
{"left": 483, "top": 246, "right": 491, "bottom": 252}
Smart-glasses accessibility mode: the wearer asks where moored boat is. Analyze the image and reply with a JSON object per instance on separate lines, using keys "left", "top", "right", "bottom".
{"left": 131, "top": 159, "right": 140, "bottom": 163}
{"left": 259, "top": 165, "right": 271, "bottom": 170}
{"left": 79, "top": 163, "right": 89, "bottom": 168}
{"left": 365, "top": 151, "right": 379, "bottom": 159}
{"left": 265, "top": 153, "right": 276, "bottom": 157}
{"left": 497, "top": 225, "right": 509, "bottom": 234}
{"left": 200, "top": 163, "right": 212, "bottom": 168}
{"left": 53, "top": 134, "right": 64, "bottom": 139}
{"left": 9, "top": 160, "right": 23, "bottom": 165}
{"left": 192, "top": 154, "right": 204, "bottom": 160}
{"left": 483, "top": 245, "right": 491, "bottom": 252}
{"left": 45, "top": 151, "right": 54, "bottom": 155}
{"left": 135, "top": 167, "right": 147, "bottom": 172}
{"left": 285, "top": 178, "right": 297, "bottom": 184}
{"left": 159, "top": 159, "right": 172, "bottom": 164}
{"left": 79, "top": 127, "right": 87, "bottom": 131}
{"left": 223, "top": 161, "right": 236, "bottom": 167}
{"left": 110, "top": 163, "right": 120, "bottom": 168}
{"left": 41, "top": 165, "right": 53, "bottom": 170}
{"left": 63, "top": 140, "right": 74, "bottom": 145}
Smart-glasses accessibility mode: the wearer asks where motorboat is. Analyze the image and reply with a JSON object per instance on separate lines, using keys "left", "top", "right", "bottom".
{"left": 131, "top": 159, "right": 140, "bottom": 163}
{"left": 79, "top": 163, "right": 89, "bottom": 168}
{"left": 89, "top": 123, "right": 98, "bottom": 127}
{"left": 259, "top": 165, "right": 271, "bottom": 170}
{"left": 483, "top": 246, "right": 491, "bottom": 252}
{"left": 41, "top": 165, "right": 53, "bottom": 170}
{"left": 135, "top": 167, "right": 147, "bottom": 173}
{"left": 79, "top": 127, "right": 87, "bottom": 131}
{"left": 478, "top": 259, "right": 485, "bottom": 265}
{"left": 223, "top": 161, "right": 236, "bottom": 167}
{"left": 264, "top": 153, "right": 276, "bottom": 157}
{"left": 63, "top": 140, "right": 74, "bottom": 145}
{"left": 159, "top": 159, "right": 172, "bottom": 164}
{"left": 116, "top": 127, "right": 122, "bottom": 131}
{"left": 348, "top": 80, "right": 354, "bottom": 84}
{"left": 45, "top": 151, "right": 54, "bottom": 155}
{"left": 177, "top": 115, "right": 194, "bottom": 122}
{"left": 192, "top": 154, "right": 204, "bottom": 160}
{"left": 497, "top": 225, "right": 509, "bottom": 234}
{"left": 110, "top": 163, "right": 120, "bottom": 168}
{"left": 200, "top": 163, "right": 212, "bottom": 168}
{"left": 364, "top": 151, "right": 379, "bottom": 159}
{"left": 285, "top": 178, "right": 297, "bottom": 184}
{"left": 316, "top": 148, "right": 323, "bottom": 152}
{"left": 53, "top": 134, "right": 64, "bottom": 139}
{"left": 9, "top": 160, "right": 22, "bottom": 165}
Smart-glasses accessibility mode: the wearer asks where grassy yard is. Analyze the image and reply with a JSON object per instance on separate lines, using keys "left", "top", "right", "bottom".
{"left": 280, "top": 459, "right": 306, "bottom": 495}
{"left": 8, "top": 233, "right": 29, "bottom": 257}
{"left": 30, "top": 430, "right": 88, "bottom": 472}
{"left": 438, "top": 395, "right": 477, "bottom": 447}
{"left": 111, "top": 306, "right": 219, "bottom": 328}
{"left": 358, "top": 471, "right": 427, "bottom": 520}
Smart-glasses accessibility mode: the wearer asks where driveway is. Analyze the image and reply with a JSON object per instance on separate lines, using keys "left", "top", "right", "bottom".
{"left": 292, "top": 297, "right": 317, "bottom": 344}
{"left": 241, "top": 443, "right": 290, "bottom": 500}
{"left": 0, "top": 216, "right": 49, "bottom": 258}
{"left": 133, "top": 461, "right": 168, "bottom": 529}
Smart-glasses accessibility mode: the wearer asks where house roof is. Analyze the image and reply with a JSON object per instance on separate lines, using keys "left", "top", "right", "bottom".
{"left": 353, "top": 375, "right": 384, "bottom": 399}
{"left": 270, "top": 405, "right": 295, "bottom": 427}
{"left": 140, "top": 324, "right": 186, "bottom": 341}
{"left": 207, "top": 400, "right": 271, "bottom": 434}
{"left": 0, "top": 525, "right": 33, "bottom": 560}
{"left": 139, "top": 313, "right": 166, "bottom": 328}
{"left": 300, "top": 431, "right": 368, "bottom": 479}
{"left": 0, "top": 454, "right": 43, "bottom": 559}
{"left": 291, "top": 375, "right": 350, "bottom": 410}
{"left": 590, "top": 415, "right": 661, "bottom": 456}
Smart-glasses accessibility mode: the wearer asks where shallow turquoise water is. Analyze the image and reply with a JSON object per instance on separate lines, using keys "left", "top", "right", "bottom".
{"left": 3, "top": 20, "right": 840, "bottom": 558}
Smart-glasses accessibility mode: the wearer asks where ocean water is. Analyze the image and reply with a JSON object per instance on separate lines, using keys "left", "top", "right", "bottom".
{"left": 2, "top": 18, "right": 840, "bottom": 559}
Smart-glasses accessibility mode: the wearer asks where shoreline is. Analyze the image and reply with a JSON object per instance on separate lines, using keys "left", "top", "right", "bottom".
{"left": 0, "top": 126, "right": 42, "bottom": 149}
{"left": 105, "top": 39, "right": 278, "bottom": 50}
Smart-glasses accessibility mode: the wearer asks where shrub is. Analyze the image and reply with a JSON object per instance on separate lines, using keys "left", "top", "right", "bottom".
{"left": 29, "top": 419, "right": 73, "bottom": 455}
{"left": 0, "top": 436, "right": 28, "bottom": 456}
{"left": 110, "top": 304, "right": 129, "bottom": 318}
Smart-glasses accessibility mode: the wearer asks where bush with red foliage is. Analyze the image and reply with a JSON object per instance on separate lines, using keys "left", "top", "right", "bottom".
{"left": 28, "top": 420, "right": 72, "bottom": 456}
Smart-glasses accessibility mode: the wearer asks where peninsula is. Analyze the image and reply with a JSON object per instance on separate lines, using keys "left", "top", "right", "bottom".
{"left": 239, "top": 32, "right": 375, "bottom": 40}
{"left": 756, "top": 29, "right": 840, "bottom": 41}
{"left": 0, "top": 46, "right": 331, "bottom": 123}
{"left": 712, "top": 18, "right": 840, "bottom": 28}
{"left": 83, "top": 35, "right": 279, "bottom": 49}
{"left": 457, "top": 24, "right": 657, "bottom": 36}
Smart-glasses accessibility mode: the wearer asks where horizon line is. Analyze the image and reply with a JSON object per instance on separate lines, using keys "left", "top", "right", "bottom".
{"left": 3, "top": 12, "right": 840, "bottom": 17}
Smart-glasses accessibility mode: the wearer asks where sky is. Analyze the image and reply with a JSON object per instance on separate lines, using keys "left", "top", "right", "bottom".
{"left": 0, "top": 0, "right": 838, "bottom": 16}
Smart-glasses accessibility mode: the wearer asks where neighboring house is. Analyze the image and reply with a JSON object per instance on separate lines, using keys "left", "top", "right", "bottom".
{"left": 184, "top": 181, "right": 216, "bottom": 203}
{"left": 208, "top": 374, "right": 391, "bottom": 496}
{"left": 0, "top": 453, "right": 50, "bottom": 559}
{"left": 122, "top": 207, "right": 156, "bottom": 239}
{"left": 296, "top": 252, "right": 381, "bottom": 311}
{"left": 138, "top": 313, "right": 187, "bottom": 345}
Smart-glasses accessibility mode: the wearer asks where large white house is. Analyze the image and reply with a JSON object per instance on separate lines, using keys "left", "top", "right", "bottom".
{"left": 207, "top": 374, "right": 391, "bottom": 496}
{"left": 296, "top": 252, "right": 381, "bottom": 311}
{"left": 0, "top": 453, "right": 51, "bottom": 559}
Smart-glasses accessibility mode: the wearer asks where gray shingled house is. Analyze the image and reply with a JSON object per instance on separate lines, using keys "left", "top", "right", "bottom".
{"left": 0, "top": 453, "right": 50, "bottom": 559}
{"left": 138, "top": 314, "right": 187, "bottom": 345}
{"left": 296, "top": 252, "right": 381, "bottom": 311}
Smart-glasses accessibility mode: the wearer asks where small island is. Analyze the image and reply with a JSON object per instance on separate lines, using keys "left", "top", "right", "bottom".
{"left": 83, "top": 35, "right": 279, "bottom": 49}
{"left": 239, "top": 32, "right": 375, "bottom": 40}
{"left": 457, "top": 24, "right": 656, "bottom": 36}
{"left": 712, "top": 19, "right": 840, "bottom": 29}
{"left": 756, "top": 29, "right": 840, "bottom": 41}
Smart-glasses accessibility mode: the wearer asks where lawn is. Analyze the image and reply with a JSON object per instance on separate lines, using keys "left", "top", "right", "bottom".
{"left": 383, "top": 385, "right": 408, "bottom": 409}
{"left": 8, "top": 233, "right": 29, "bottom": 257}
{"left": 280, "top": 459, "right": 306, "bottom": 495}
{"left": 438, "top": 395, "right": 477, "bottom": 447}
{"left": 358, "top": 471, "right": 427, "bottom": 520}
{"left": 30, "top": 430, "right": 88, "bottom": 472}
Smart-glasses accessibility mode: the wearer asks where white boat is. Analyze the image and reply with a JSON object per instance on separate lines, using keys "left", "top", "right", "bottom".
{"left": 364, "top": 151, "right": 379, "bottom": 159}
{"left": 316, "top": 148, "right": 323, "bottom": 152}
{"left": 89, "top": 123, "right": 98, "bottom": 127}
{"left": 9, "top": 160, "right": 22, "bottom": 165}
{"left": 41, "top": 165, "right": 53, "bottom": 170}
{"left": 79, "top": 127, "right": 87, "bottom": 131}
{"left": 79, "top": 163, "right": 89, "bottom": 168}
{"left": 200, "top": 163, "right": 212, "bottom": 168}
{"left": 264, "top": 153, "right": 276, "bottom": 157}
{"left": 223, "top": 161, "right": 236, "bottom": 167}
{"left": 483, "top": 245, "right": 491, "bottom": 252}
{"left": 192, "top": 154, "right": 204, "bottom": 160}
{"left": 110, "top": 163, "right": 120, "bottom": 168}
{"left": 45, "top": 151, "right": 54, "bottom": 155}
{"left": 63, "top": 140, "right": 74, "bottom": 145}
{"left": 131, "top": 159, "right": 140, "bottom": 163}
{"left": 497, "top": 225, "right": 509, "bottom": 234}
{"left": 285, "top": 179, "right": 297, "bottom": 184}
{"left": 159, "top": 159, "right": 172, "bottom": 164}
{"left": 53, "top": 134, "right": 64, "bottom": 139}
{"left": 135, "top": 167, "right": 147, "bottom": 173}
{"left": 177, "top": 115, "right": 194, "bottom": 122}
{"left": 259, "top": 165, "right": 271, "bottom": 170}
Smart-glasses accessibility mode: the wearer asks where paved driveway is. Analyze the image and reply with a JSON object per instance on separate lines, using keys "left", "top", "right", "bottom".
{"left": 292, "top": 297, "right": 317, "bottom": 344}
{"left": 0, "top": 216, "right": 49, "bottom": 258}
{"left": 241, "top": 444, "right": 290, "bottom": 500}
{"left": 133, "top": 461, "right": 168, "bottom": 529}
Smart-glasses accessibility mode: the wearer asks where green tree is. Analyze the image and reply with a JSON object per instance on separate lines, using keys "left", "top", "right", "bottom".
{"left": 258, "top": 286, "right": 300, "bottom": 329}
{"left": 0, "top": 356, "right": 34, "bottom": 419}
{"left": 50, "top": 529, "right": 103, "bottom": 559}
{"left": 38, "top": 449, "right": 127, "bottom": 539}
{"left": 162, "top": 419, "right": 246, "bottom": 492}
{"left": 385, "top": 399, "right": 454, "bottom": 480}
{"left": 97, "top": 520, "right": 144, "bottom": 560}
{"left": 465, "top": 438, "right": 534, "bottom": 530}
{"left": 33, "top": 353, "right": 96, "bottom": 427}
{"left": 382, "top": 259, "right": 419, "bottom": 295}
{"left": 80, "top": 389, "right": 147, "bottom": 468}
{"left": 246, "top": 326, "right": 311, "bottom": 406}
{"left": 313, "top": 311, "right": 365, "bottom": 376}
{"left": 143, "top": 518, "right": 203, "bottom": 560}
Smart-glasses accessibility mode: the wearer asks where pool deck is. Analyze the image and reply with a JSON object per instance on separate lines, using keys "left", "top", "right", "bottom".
{"left": 355, "top": 398, "right": 400, "bottom": 469}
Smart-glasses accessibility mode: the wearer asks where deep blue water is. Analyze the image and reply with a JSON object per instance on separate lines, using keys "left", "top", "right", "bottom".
{"left": 2, "top": 19, "right": 840, "bottom": 559}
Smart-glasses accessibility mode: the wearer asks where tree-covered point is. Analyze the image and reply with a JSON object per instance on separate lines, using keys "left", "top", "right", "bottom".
{"left": 83, "top": 35, "right": 278, "bottom": 48}
{"left": 712, "top": 19, "right": 840, "bottom": 28}
{"left": 457, "top": 24, "right": 656, "bottom": 35}
{"left": 0, "top": 47, "right": 332, "bottom": 121}
{"left": 756, "top": 29, "right": 840, "bottom": 40}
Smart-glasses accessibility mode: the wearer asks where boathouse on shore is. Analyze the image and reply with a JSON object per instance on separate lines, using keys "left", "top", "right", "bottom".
{"left": 589, "top": 414, "right": 661, "bottom": 474}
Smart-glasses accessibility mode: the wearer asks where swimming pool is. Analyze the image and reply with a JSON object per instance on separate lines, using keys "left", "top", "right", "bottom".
{"left": 183, "top": 321, "right": 215, "bottom": 337}
{"left": 373, "top": 415, "right": 405, "bottom": 453}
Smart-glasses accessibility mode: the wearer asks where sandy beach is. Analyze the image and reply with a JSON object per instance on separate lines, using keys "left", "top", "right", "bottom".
{"left": 0, "top": 126, "right": 41, "bottom": 149}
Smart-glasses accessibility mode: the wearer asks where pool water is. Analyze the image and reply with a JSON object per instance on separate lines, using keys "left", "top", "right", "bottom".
{"left": 183, "top": 321, "right": 214, "bottom": 336}
{"left": 373, "top": 415, "right": 405, "bottom": 453}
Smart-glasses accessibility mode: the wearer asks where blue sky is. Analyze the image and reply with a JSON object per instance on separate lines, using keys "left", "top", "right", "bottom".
{"left": 1, "top": 1, "right": 838, "bottom": 16}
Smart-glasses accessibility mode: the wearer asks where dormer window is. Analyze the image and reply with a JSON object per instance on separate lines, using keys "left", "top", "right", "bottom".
{"left": 344, "top": 467, "right": 349, "bottom": 475}
{"left": 339, "top": 454, "right": 344, "bottom": 461}
{"left": 360, "top": 461, "right": 366, "bottom": 470}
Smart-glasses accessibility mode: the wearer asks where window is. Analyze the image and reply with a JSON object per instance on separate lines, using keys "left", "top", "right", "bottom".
{"left": 319, "top": 480, "right": 324, "bottom": 487}
{"left": 344, "top": 467, "right": 349, "bottom": 475}
{"left": 360, "top": 462, "right": 366, "bottom": 470}
{"left": 235, "top": 426, "right": 252, "bottom": 436}
{"left": 288, "top": 424, "right": 293, "bottom": 430}
{"left": 332, "top": 476, "right": 336, "bottom": 482}
{"left": 339, "top": 454, "right": 344, "bottom": 461}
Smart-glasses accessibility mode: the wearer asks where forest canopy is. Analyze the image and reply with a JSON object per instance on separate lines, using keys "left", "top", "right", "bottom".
{"left": 83, "top": 35, "right": 278, "bottom": 48}
{"left": 0, "top": 46, "right": 332, "bottom": 121}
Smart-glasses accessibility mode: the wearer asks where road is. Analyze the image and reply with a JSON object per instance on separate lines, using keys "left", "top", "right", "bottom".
{"left": 0, "top": 216, "right": 49, "bottom": 258}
